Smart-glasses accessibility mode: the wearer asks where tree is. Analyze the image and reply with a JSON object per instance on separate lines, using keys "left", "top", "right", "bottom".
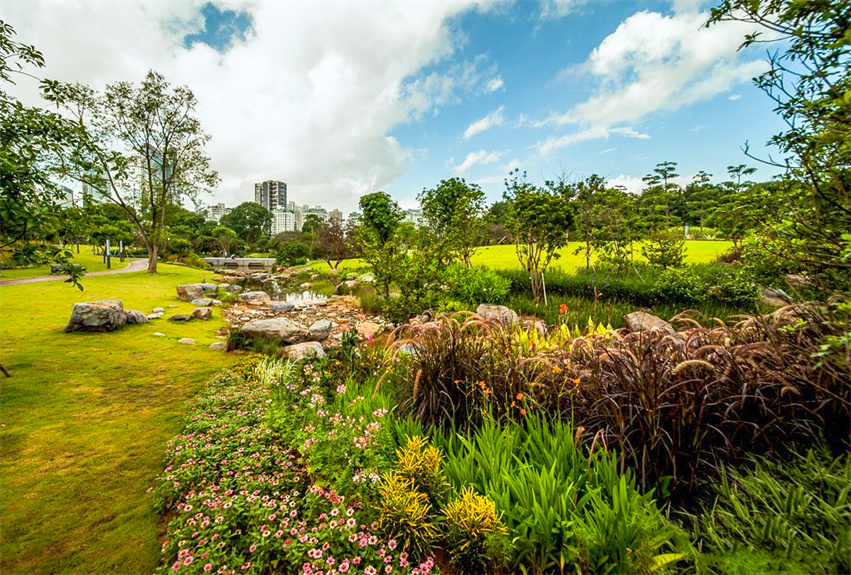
{"left": 504, "top": 171, "right": 573, "bottom": 302}
{"left": 357, "top": 192, "right": 404, "bottom": 297}
{"left": 275, "top": 240, "right": 309, "bottom": 267}
{"left": 418, "top": 177, "right": 486, "bottom": 267}
{"left": 571, "top": 174, "right": 608, "bottom": 272}
{"left": 317, "top": 220, "right": 354, "bottom": 269}
{"left": 709, "top": 1, "right": 851, "bottom": 291}
{"left": 682, "top": 171, "right": 719, "bottom": 230}
{"left": 219, "top": 202, "right": 272, "bottom": 246}
{"left": 593, "top": 187, "right": 640, "bottom": 274}
{"left": 709, "top": 164, "right": 760, "bottom": 247}
{"left": 0, "top": 21, "right": 87, "bottom": 286}
{"left": 212, "top": 226, "right": 237, "bottom": 256}
{"left": 640, "top": 161, "right": 683, "bottom": 230}
{"left": 43, "top": 70, "right": 219, "bottom": 273}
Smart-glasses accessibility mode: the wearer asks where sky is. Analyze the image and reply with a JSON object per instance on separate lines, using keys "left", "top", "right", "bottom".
{"left": 2, "top": 0, "right": 787, "bottom": 214}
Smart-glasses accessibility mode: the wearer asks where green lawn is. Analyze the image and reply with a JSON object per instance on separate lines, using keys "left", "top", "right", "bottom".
{"left": 0, "top": 246, "right": 127, "bottom": 280}
{"left": 0, "top": 265, "right": 237, "bottom": 574}
{"left": 309, "top": 240, "right": 733, "bottom": 273}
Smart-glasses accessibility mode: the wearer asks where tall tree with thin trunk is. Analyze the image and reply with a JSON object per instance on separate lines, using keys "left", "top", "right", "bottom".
{"left": 43, "top": 71, "right": 219, "bottom": 273}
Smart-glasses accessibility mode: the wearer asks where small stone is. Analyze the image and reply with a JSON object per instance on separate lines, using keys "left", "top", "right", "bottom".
{"left": 153, "top": 332, "right": 165, "bottom": 337}
{"left": 192, "top": 307, "right": 212, "bottom": 320}
{"left": 146, "top": 313, "right": 163, "bottom": 320}
{"left": 270, "top": 301, "right": 295, "bottom": 313}
{"left": 300, "top": 282, "right": 312, "bottom": 289}
{"left": 309, "top": 319, "right": 332, "bottom": 341}
{"left": 623, "top": 311, "right": 677, "bottom": 337}
{"left": 178, "top": 338, "right": 196, "bottom": 345}
{"left": 225, "top": 285, "right": 243, "bottom": 294}
{"left": 167, "top": 305, "right": 179, "bottom": 309}
{"left": 168, "top": 314, "right": 192, "bottom": 322}
{"left": 124, "top": 310, "right": 149, "bottom": 324}
{"left": 209, "top": 342, "right": 227, "bottom": 350}
{"left": 238, "top": 291, "right": 272, "bottom": 307}
{"left": 153, "top": 307, "right": 164, "bottom": 313}
{"left": 283, "top": 341, "right": 326, "bottom": 361}
{"left": 190, "top": 298, "right": 213, "bottom": 306}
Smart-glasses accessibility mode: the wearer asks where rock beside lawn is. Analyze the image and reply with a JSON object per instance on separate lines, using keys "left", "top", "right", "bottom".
{"left": 176, "top": 283, "right": 218, "bottom": 302}
{"left": 64, "top": 300, "right": 127, "bottom": 333}
{"left": 283, "top": 341, "right": 326, "bottom": 360}
{"left": 476, "top": 304, "right": 519, "bottom": 328}
{"left": 238, "top": 291, "right": 271, "bottom": 307}
{"left": 192, "top": 307, "right": 212, "bottom": 320}
{"left": 168, "top": 314, "right": 193, "bottom": 323}
{"left": 241, "top": 317, "right": 310, "bottom": 344}
{"left": 125, "top": 310, "right": 149, "bottom": 324}
{"left": 623, "top": 311, "right": 678, "bottom": 337}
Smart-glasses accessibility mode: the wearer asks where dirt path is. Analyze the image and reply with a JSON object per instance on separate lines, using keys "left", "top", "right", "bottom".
{"left": 0, "top": 259, "right": 149, "bottom": 286}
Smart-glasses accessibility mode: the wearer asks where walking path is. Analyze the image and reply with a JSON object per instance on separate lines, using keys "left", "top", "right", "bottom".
{"left": 0, "top": 259, "right": 148, "bottom": 286}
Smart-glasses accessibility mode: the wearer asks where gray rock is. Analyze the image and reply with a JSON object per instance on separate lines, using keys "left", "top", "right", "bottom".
{"left": 146, "top": 313, "right": 163, "bottom": 320}
{"left": 299, "top": 282, "right": 312, "bottom": 289}
{"left": 241, "top": 317, "right": 310, "bottom": 344}
{"left": 761, "top": 288, "right": 793, "bottom": 304}
{"left": 270, "top": 301, "right": 295, "bottom": 313}
{"left": 476, "top": 304, "right": 519, "bottom": 328}
{"left": 283, "top": 341, "right": 326, "bottom": 361}
{"left": 219, "top": 283, "right": 230, "bottom": 290}
{"left": 168, "top": 314, "right": 192, "bottom": 322}
{"left": 225, "top": 284, "right": 243, "bottom": 294}
{"left": 125, "top": 310, "right": 149, "bottom": 324}
{"left": 153, "top": 307, "right": 164, "bottom": 313}
{"left": 192, "top": 307, "right": 212, "bottom": 320}
{"left": 209, "top": 342, "right": 227, "bottom": 350}
{"left": 190, "top": 298, "right": 214, "bottom": 307}
{"left": 153, "top": 332, "right": 165, "bottom": 337}
{"left": 238, "top": 291, "right": 272, "bottom": 307}
{"left": 210, "top": 299, "right": 222, "bottom": 306}
{"left": 167, "top": 305, "right": 179, "bottom": 309}
{"left": 176, "top": 283, "right": 218, "bottom": 302}
{"left": 623, "top": 311, "right": 677, "bottom": 337}
{"left": 64, "top": 300, "right": 126, "bottom": 333}
{"left": 178, "top": 338, "right": 196, "bottom": 345}
{"left": 309, "top": 319, "right": 332, "bottom": 341}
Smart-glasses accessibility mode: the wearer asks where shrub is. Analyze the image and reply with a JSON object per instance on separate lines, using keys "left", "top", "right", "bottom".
{"left": 708, "top": 266, "right": 758, "bottom": 308}
{"left": 443, "top": 487, "right": 511, "bottom": 574}
{"left": 377, "top": 472, "right": 439, "bottom": 558}
{"left": 652, "top": 267, "right": 706, "bottom": 304}
{"left": 642, "top": 228, "right": 686, "bottom": 269}
{"left": 395, "top": 436, "right": 449, "bottom": 505}
{"left": 446, "top": 265, "right": 511, "bottom": 305}
{"left": 693, "top": 450, "right": 851, "bottom": 575}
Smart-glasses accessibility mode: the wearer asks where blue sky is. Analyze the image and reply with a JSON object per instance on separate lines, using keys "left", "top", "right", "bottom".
{"left": 5, "top": 0, "right": 787, "bottom": 213}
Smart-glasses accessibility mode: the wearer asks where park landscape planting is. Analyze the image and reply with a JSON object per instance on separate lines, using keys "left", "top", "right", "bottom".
{"left": 2, "top": 2, "right": 850, "bottom": 574}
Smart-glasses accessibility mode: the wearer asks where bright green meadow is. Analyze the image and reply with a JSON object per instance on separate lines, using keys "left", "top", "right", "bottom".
{"left": 0, "top": 246, "right": 119, "bottom": 280}
{"left": 0, "top": 265, "right": 237, "bottom": 574}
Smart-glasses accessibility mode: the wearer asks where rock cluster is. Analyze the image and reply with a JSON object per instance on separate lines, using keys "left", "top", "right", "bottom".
{"left": 176, "top": 283, "right": 217, "bottom": 302}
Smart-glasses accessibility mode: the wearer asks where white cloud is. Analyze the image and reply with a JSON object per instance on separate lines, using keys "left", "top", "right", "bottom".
{"left": 485, "top": 76, "right": 505, "bottom": 92}
{"left": 729, "top": 93, "right": 742, "bottom": 100}
{"left": 451, "top": 150, "right": 504, "bottom": 175}
{"left": 539, "top": 0, "right": 590, "bottom": 20}
{"left": 606, "top": 174, "right": 644, "bottom": 194}
{"left": 600, "top": 147, "right": 616, "bottom": 154}
{"left": 464, "top": 106, "right": 505, "bottom": 139}
{"left": 533, "top": 9, "right": 766, "bottom": 152}
{"left": 4, "top": 0, "right": 487, "bottom": 213}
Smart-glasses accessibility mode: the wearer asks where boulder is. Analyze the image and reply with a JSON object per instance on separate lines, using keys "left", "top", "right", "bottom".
{"left": 270, "top": 301, "right": 295, "bottom": 313}
{"left": 238, "top": 291, "right": 272, "bottom": 307}
{"left": 476, "top": 304, "right": 519, "bottom": 328}
{"left": 176, "top": 283, "right": 218, "bottom": 302}
{"left": 357, "top": 321, "right": 381, "bottom": 339}
{"left": 760, "top": 288, "right": 793, "bottom": 307}
{"left": 623, "top": 312, "right": 677, "bottom": 337}
{"left": 225, "top": 284, "right": 243, "bottom": 294}
{"left": 190, "top": 298, "right": 214, "bottom": 307}
{"left": 192, "top": 307, "right": 212, "bottom": 320}
{"left": 209, "top": 342, "right": 227, "bottom": 350}
{"left": 283, "top": 341, "right": 326, "bottom": 361}
{"left": 178, "top": 338, "right": 196, "bottom": 345}
{"left": 64, "top": 300, "right": 126, "bottom": 333}
{"left": 125, "top": 310, "right": 149, "bottom": 324}
{"left": 168, "top": 314, "right": 192, "bottom": 323}
{"left": 241, "top": 317, "right": 310, "bottom": 344}
{"left": 309, "top": 319, "right": 332, "bottom": 341}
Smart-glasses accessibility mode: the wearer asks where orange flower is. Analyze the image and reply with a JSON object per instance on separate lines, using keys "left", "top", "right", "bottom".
{"left": 574, "top": 378, "right": 581, "bottom": 385}
{"left": 519, "top": 408, "right": 527, "bottom": 416}
{"left": 516, "top": 392, "right": 524, "bottom": 400}
{"left": 559, "top": 303, "right": 568, "bottom": 315}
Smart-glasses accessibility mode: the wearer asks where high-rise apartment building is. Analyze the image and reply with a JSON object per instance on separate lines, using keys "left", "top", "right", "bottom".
{"left": 205, "top": 203, "right": 231, "bottom": 222}
{"left": 329, "top": 209, "right": 343, "bottom": 227}
{"left": 254, "top": 181, "right": 287, "bottom": 212}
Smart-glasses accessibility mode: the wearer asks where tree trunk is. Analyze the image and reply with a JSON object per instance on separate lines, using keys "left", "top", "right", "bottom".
{"left": 148, "top": 242, "right": 158, "bottom": 273}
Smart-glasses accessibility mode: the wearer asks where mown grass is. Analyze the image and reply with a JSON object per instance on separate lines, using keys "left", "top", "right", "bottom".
{"left": 308, "top": 240, "right": 732, "bottom": 274}
{"left": 0, "top": 264, "right": 237, "bottom": 574}
{"left": 0, "top": 245, "right": 123, "bottom": 280}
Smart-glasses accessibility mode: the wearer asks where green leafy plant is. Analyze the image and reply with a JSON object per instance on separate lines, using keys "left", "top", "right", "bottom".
{"left": 377, "top": 472, "right": 440, "bottom": 559}
{"left": 443, "top": 487, "right": 511, "bottom": 574}
{"left": 395, "top": 435, "right": 449, "bottom": 505}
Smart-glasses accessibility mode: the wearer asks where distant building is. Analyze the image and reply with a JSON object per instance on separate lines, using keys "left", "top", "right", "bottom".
{"left": 271, "top": 209, "right": 301, "bottom": 235}
{"left": 302, "top": 206, "right": 329, "bottom": 223}
{"left": 254, "top": 181, "right": 287, "bottom": 212}
{"left": 329, "top": 209, "right": 343, "bottom": 227}
{"left": 403, "top": 208, "right": 424, "bottom": 226}
{"left": 205, "top": 203, "right": 231, "bottom": 222}
{"left": 347, "top": 211, "right": 361, "bottom": 226}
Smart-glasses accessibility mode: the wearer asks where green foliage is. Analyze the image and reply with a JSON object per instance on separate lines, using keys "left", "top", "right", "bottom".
{"left": 446, "top": 264, "right": 511, "bottom": 305}
{"left": 377, "top": 473, "right": 440, "bottom": 558}
{"left": 219, "top": 202, "right": 272, "bottom": 246}
{"left": 653, "top": 267, "right": 705, "bottom": 304}
{"left": 394, "top": 436, "right": 449, "bottom": 506}
{"left": 642, "top": 228, "right": 686, "bottom": 269}
{"left": 708, "top": 267, "right": 759, "bottom": 308}
{"left": 433, "top": 415, "right": 687, "bottom": 574}
{"left": 693, "top": 450, "right": 851, "bottom": 575}
{"left": 443, "top": 487, "right": 511, "bottom": 574}
{"left": 419, "top": 177, "right": 486, "bottom": 267}
{"left": 359, "top": 191, "right": 403, "bottom": 245}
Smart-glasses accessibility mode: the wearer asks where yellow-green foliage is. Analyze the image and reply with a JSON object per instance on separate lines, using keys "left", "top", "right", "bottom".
{"left": 395, "top": 435, "right": 449, "bottom": 503}
{"left": 443, "top": 487, "right": 510, "bottom": 573}
{"left": 377, "top": 473, "right": 439, "bottom": 558}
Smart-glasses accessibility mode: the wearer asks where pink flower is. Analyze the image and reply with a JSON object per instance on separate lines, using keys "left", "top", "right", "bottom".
{"left": 364, "top": 567, "right": 377, "bottom": 575}
{"left": 241, "top": 562, "right": 251, "bottom": 571}
{"left": 171, "top": 561, "right": 181, "bottom": 571}
{"left": 387, "top": 539, "right": 397, "bottom": 551}
{"left": 339, "top": 562, "right": 349, "bottom": 573}
{"left": 204, "top": 564, "right": 212, "bottom": 573}
{"left": 249, "top": 544, "right": 257, "bottom": 553}
{"left": 184, "top": 557, "right": 194, "bottom": 566}
{"left": 385, "top": 566, "right": 393, "bottom": 574}
{"left": 352, "top": 557, "right": 361, "bottom": 565}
